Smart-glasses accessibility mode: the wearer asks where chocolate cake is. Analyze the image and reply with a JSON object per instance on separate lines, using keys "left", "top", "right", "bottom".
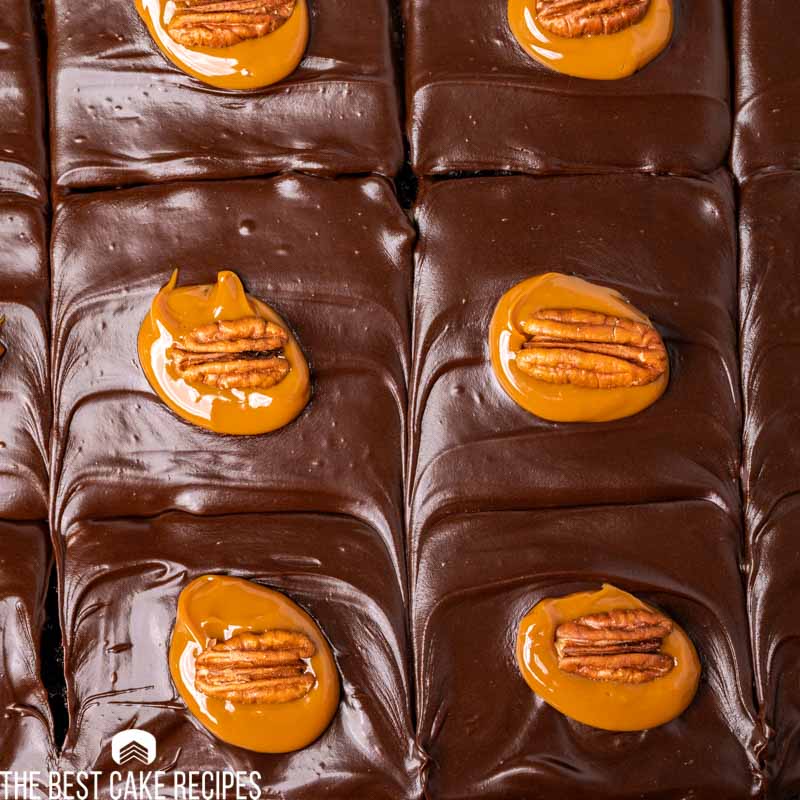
{"left": 740, "top": 173, "right": 800, "bottom": 796}
{"left": 404, "top": 0, "right": 730, "bottom": 175}
{"left": 733, "top": 1, "right": 800, "bottom": 180}
{"left": 412, "top": 504, "right": 759, "bottom": 797}
{"left": 409, "top": 173, "right": 740, "bottom": 564}
{"left": 50, "top": 175, "right": 413, "bottom": 580}
{"left": 2, "top": 2, "right": 800, "bottom": 797}
{"left": 46, "top": 0, "right": 403, "bottom": 190}
{"left": 0, "top": 1, "right": 47, "bottom": 200}
{"left": 0, "top": 198, "right": 53, "bottom": 772}
{"left": 57, "top": 514, "right": 421, "bottom": 797}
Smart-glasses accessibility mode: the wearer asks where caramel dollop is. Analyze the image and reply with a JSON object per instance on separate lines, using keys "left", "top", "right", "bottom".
{"left": 170, "top": 575, "right": 340, "bottom": 753}
{"left": 508, "top": 0, "right": 673, "bottom": 80}
{"left": 135, "top": 0, "right": 308, "bottom": 90}
{"left": 489, "top": 273, "right": 668, "bottom": 422}
{"left": 138, "top": 270, "right": 311, "bottom": 435}
{"left": 517, "top": 584, "right": 700, "bottom": 731}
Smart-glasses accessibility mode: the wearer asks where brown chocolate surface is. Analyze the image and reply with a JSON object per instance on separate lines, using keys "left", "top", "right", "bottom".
{"left": 404, "top": 0, "right": 730, "bottom": 176}
{"left": 46, "top": 0, "right": 403, "bottom": 191}
{"left": 412, "top": 503, "right": 761, "bottom": 798}
{"left": 0, "top": 1, "right": 47, "bottom": 200}
{"left": 0, "top": 197, "right": 50, "bottom": 522}
{"left": 51, "top": 175, "right": 413, "bottom": 585}
{"left": 58, "top": 513, "right": 422, "bottom": 798}
{"left": 409, "top": 174, "right": 741, "bottom": 575}
{"left": 740, "top": 172, "right": 800, "bottom": 796}
{"left": 733, "top": 1, "right": 800, "bottom": 180}
{"left": 0, "top": 520, "right": 53, "bottom": 773}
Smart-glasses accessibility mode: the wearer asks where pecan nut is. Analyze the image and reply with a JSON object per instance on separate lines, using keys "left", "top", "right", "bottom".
{"left": 195, "top": 630, "right": 316, "bottom": 704}
{"left": 555, "top": 608, "right": 675, "bottom": 684}
{"left": 167, "top": 316, "right": 291, "bottom": 391}
{"left": 536, "top": 0, "right": 650, "bottom": 38}
{"left": 166, "top": 0, "right": 297, "bottom": 49}
{"left": 515, "top": 308, "right": 667, "bottom": 389}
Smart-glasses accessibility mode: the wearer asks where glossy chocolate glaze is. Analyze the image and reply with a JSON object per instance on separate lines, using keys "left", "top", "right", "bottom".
{"left": 51, "top": 175, "right": 413, "bottom": 589}
{"left": 740, "top": 173, "right": 800, "bottom": 796}
{"left": 0, "top": 520, "right": 54, "bottom": 774}
{"left": 0, "top": 1, "right": 47, "bottom": 200}
{"left": 409, "top": 174, "right": 741, "bottom": 577}
{"left": 46, "top": 0, "right": 403, "bottom": 191}
{"left": 0, "top": 197, "right": 50, "bottom": 523}
{"left": 404, "top": 0, "right": 730, "bottom": 176}
{"left": 733, "top": 1, "right": 800, "bottom": 180}
{"left": 0, "top": 199, "right": 54, "bottom": 775}
{"left": 412, "top": 503, "right": 761, "bottom": 798}
{"left": 58, "top": 513, "right": 422, "bottom": 798}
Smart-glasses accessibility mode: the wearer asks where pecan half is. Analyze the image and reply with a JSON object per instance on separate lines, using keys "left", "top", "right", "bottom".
{"left": 536, "top": 0, "right": 650, "bottom": 38}
{"left": 167, "top": 316, "right": 291, "bottom": 391}
{"left": 195, "top": 630, "right": 316, "bottom": 704}
{"left": 555, "top": 608, "right": 675, "bottom": 684}
{"left": 166, "top": 0, "right": 297, "bottom": 49}
{"left": 515, "top": 308, "right": 667, "bottom": 389}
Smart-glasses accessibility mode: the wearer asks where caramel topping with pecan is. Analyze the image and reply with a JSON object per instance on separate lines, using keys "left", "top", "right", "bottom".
{"left": 555, "top": 608, "right": 675, "bottom": 684}
{"left": 167, "top": 316, "right": 292, "bottom": 391}
{"left": 166, "top": 0, "right": 297, "bottom": 49}
{"left": 536, "top": 0, "right": 650, "bottom": 38}
{"left": 195, "top": 630, "right": 317, "bottom": 704}
{"left": 515, "top": 308, "right": 667, "bottom": 389}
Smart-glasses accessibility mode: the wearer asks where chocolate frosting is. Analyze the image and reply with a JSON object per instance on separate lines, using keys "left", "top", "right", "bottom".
{"left": 51, "top": 175, "right": 413, "bottom": 590}
{"left": 740, "top": 172, "right": 800, "bottom": 795}
{"left": 0, "top": 199, "right": 53, "bottom": 774}
{"left": 0, "top": 521, "right": 54, "bottom": 773}
{"left": 58, "top": 514, "right": 422, "bottom": 798}
{"left": 47, "top": 0, "right": 403, "bottom": 191}
{"left": 413, "top": 504, "right": 761, "bottom": 797}
{"left": 410, "top": 174, "right": 741, "bottom": 571}
{"left": 404, "top": 0, "right": 730, "bottom": 176}
{"left": 0, "top": 1, "right": 47, "bottom": 200}
{"left": 733, "top": 1, "right": 800, "bottom": 180}
{"left": 0, "top": 197, "right": 50, "bottom": 522}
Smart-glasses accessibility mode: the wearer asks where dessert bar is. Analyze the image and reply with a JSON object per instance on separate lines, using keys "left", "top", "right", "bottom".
{"left": 57, "top": 514, "right": 421, "bottom": 798}
{"left": 740, "top": 172, "right": 800, "bottom": 795}
{"left": 0, "top": 1, "right": 47, "bottom": 200}
{"left": 404, "top": 0, "right": 730, "bottom": 176}
{"left": 409, "top": 174, "right": 740, "bottom": 567}
{"left": 51, "top": 175, "right": 413, "bottom": 580}
{"left": 412, "top": 503, "right": 759, "bottom": 798}
{"left": 47, "top": 0, "right": 403, "bottom": 190}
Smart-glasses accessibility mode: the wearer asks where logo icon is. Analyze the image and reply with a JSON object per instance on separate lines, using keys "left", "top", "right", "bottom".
{"left": 111, "top": 729, "right": 157, "bottom": 766}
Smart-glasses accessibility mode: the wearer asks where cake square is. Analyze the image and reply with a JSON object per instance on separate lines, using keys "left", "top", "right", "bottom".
{"left": 0, "top": 1, "right": 46, "bottom": 200}
{"left": 47, "top": 0, "right": 404, "bottom": 190}
{"left": 412, "top": 503, "right": 759, "bottom": 798}
{"left": 51, "top": 175, "right": 413, "bottom": 578}
{"left": 410, "top": 174, "right": 740, "bottom": 561}
{"left": 733, "top": 0, "right": 800, "bottom": 179}
{"left": 58, "top": 513, "right": 422, "bottom": 799}
{"left": 740, "top": 172, "right": 800, "bottom": 794}
{"left": 0, "top": 197, "right": 50, "bottom": 522}
{"left": 0, "top": 520, "right": 54, "bottom": 773}
{"left": 404, "top": 0, "right": 730, "bottom": 176}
